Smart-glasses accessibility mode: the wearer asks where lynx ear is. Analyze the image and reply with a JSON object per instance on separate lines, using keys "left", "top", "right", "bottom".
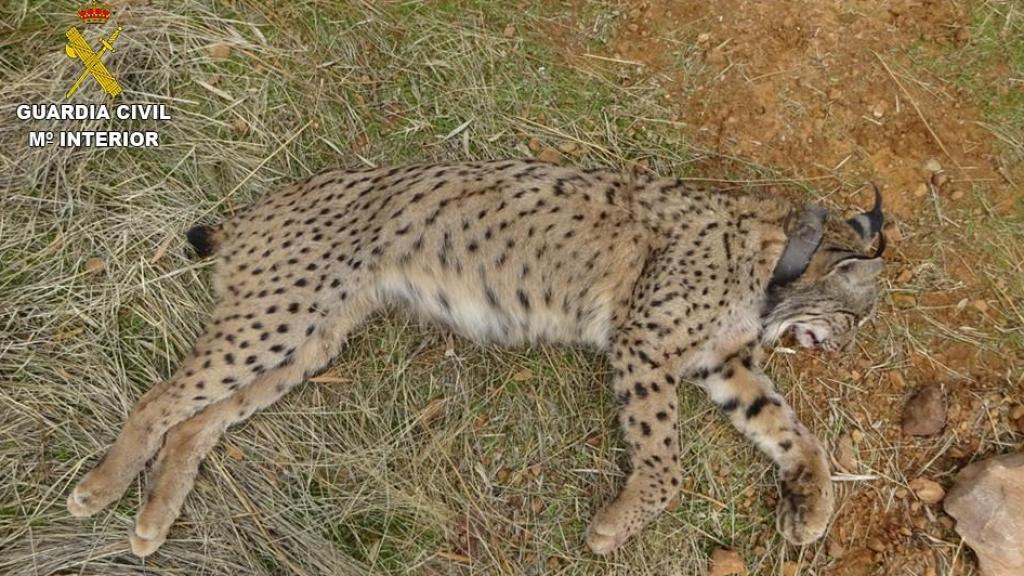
{"left": 770, "top": 203, "right": 827, "bottom": 287}
{"left": 847, "top": 184, "right": 885, "bottom": 257}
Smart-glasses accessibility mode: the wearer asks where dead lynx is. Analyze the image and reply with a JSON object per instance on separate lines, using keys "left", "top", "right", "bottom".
{"left": 67, "top": 160, "right": 886, "bottom": 557}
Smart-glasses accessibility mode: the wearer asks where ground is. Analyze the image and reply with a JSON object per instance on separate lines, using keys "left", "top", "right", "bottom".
{"left": 0, "top": 1, "right": 1021, "bottom": 575}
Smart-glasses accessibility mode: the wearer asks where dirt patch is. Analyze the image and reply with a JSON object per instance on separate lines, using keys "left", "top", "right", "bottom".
{"left": 607, "top": 0, "right": 1006, "bottom": 214}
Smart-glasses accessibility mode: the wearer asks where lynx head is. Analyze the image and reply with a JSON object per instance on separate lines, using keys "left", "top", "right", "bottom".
{"left": 762, "top": 186, "right": 886, "bottom": 351}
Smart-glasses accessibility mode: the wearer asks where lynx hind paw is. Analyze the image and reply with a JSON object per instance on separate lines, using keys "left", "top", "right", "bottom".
{"left": 67, "top": 472, "right": 123, "bottom": 518}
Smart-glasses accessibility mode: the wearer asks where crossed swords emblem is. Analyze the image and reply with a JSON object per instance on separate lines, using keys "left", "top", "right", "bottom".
{"left": 65, "top": 25, "right": 123, "bottom": 98}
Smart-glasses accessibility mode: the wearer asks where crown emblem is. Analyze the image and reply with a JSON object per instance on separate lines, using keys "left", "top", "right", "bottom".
{"left": 77, "top": 1, "right": 112, "bottom": 24}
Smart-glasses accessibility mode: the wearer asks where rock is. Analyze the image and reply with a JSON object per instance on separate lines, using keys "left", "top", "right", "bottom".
{"left": 708, "top": 548, "right": 746, "bottom": 576}
{"left": 782, "top": 561, "right": 800, "bottom": 576}
{"left": 835, "top": 433, "right": 856, "bottom": 472}
{"left": 909, "top": 477, "right": 945, "bottom": 504}
{"left": 922, "top": 158, "right": 943, "bottom": 174}
{"left": 945, "top": 453, "right": 1024, "bottom": 576}
{"left": 536, "top": 146, "right": 561, "bottom": 164}
{"left": 902, "top": 384, "right": 946, "bottom": 436}
{"left": 557, "top": 141, "right": 578, "bottom": 154}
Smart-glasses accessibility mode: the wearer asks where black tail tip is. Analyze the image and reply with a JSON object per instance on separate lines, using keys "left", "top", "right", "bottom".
{"left": 186, "top": 225, "right": 218, "bottom": 258}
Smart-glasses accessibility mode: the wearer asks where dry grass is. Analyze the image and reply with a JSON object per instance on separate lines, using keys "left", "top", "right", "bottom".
{"left": 1, "top": 1, "right": 1021, "bottom": 575}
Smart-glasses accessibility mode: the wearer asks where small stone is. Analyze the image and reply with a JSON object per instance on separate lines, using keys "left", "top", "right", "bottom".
{"left": 909, "top": 477, "right": 945, "bottom": 504}
{"left": 233, "top": 117, "right": 250, "bottom": 134}
{"left": 526, "top": 137, "right": 543, "bottom": 153}
{"left": 84, "top": 257, "right": 105, "bottom": 274}
{"left": 782, "top": 561, "right": 800, "bottom": 576}
{"left": 709, "top": 548, "right": 746, "bottom": 576}
{"left": 557, "top": 141, "right": 578, "bottom": 154}
{"left": 896, "top": 269, "right": 914, "bottom": 283}
{"left": 851, "top": 429, "right": 865, "bottom": 444}
{"left": 867, "top": 538, "right": 886, "bottom": 553}
{"left": 495, "top": 467, "right": 511, "bottom": 482}
{"left": 950, "top": 188, "right": 964, "bottom": 200}
{"left": 902, "top": 384, "right": 946, "bottom": 436}
{"left": 546, "top": 556, "right": 561, "bottom": 570}
{"left": 932, "top": 172, "right": 949, "bottom": 187}
{"left": 945, "top": 453, "right": 1024, "bottom": 576}
{"left": 835, "top": 433, "right": 856, "bottom": 472}
{"left": 530, "top": 496, "right": 544, "bottom": 514}
{"left": 502, "top": 24, "right": 516, "bottom": 38}
{"left": 536, "top": 147, "right": 561, "bottom": 164}
{"left": 922, "top": 158, "right": 943, "bottom": 174}
{"left": 208, "top": 43, "right": 232, "bottom": 59}
{"left": 697, "top": 32, "right": 712, "bottom": 45}
{"left": 973, "top": 299, "right": 989, "bottom": 313}
{"left": 913, "top": 182, "right": 929, "bottom": 197}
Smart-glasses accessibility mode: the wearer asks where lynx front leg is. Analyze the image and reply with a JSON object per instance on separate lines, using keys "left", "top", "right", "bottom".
{"left": 699, "top": 348, "right": 833, "bottom": 545}
{"left": 586, "top": 339, "right": 683, "bottom": 555}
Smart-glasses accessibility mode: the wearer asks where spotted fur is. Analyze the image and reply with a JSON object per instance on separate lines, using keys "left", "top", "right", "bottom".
{"left": 67, "top": 160, "right": 885, "bottom": 556}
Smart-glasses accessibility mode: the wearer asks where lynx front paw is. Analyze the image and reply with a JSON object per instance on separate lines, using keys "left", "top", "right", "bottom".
{"left": 777, "top": 457, "right": 834, "bottom": 545}
{"left": 586, "top": 504, "right": 633, "bottom": 555}
{"left": 585, "top": 487, "right": 661, "bottom": 555}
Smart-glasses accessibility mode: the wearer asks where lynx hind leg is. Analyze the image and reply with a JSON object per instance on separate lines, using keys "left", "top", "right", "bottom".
{"left": 129, "top": 301, "right": 375, "bottom": 557}
{"left": 700, "top": 347, "right": 834, "bottom": 545}
{"left": 67, "top": 277, "right": 357, "bottom": 518}
{"left": 586, "top": 336, "right": 683, "bottom": 555}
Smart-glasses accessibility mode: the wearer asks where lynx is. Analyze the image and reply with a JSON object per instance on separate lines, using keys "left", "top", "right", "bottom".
{"left": 67, "top": 160, "right": 885, "bottom": 557}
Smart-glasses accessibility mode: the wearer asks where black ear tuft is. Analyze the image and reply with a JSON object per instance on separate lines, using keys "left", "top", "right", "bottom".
{"left": 846, "top": 184, "right": 884, "bottom": 242}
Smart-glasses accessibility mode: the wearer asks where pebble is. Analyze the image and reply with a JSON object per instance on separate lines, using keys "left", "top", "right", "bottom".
{"left": 708, "top": 549, "right": 746, "bottom": 576}
{"left": 922, "top": 158, "right": 943, "bottom": 174}
{"left": 910, "top": 477, "right": 946, "bottom": 504}
{"left": 835, "top": 433, "right": 857, "bottom": 472}
{"left": 902, "top": 384, "right": 947, "bottom": 436}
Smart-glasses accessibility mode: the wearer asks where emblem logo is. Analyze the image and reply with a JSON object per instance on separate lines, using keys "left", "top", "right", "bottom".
{"left": 65, "top": 2, "right": 123, "bottom": 99}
